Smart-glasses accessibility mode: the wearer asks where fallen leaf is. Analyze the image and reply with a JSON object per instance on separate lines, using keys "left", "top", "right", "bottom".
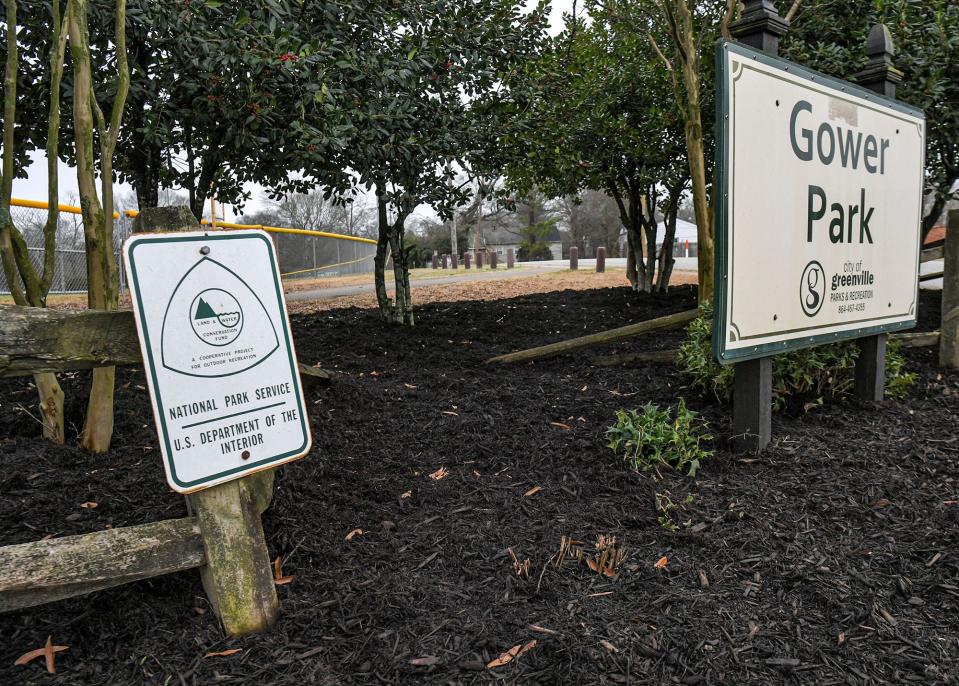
{"left": 600, "top": 639, "right": 618, "bottom": 653}
{"left": 345, "top": 528, "right": 364, "bottom": 541}
{"left": 697, "top": 569, "right": 709, "bottom": 588}
{"left": 428, "top": 467, "right": 449, "bottom": 480}
{"left": 273, "top": 556, "right": 294, "bottom": 585}
{"left": 404, "top": 383, "right": 417, "bottom": 389}
{"left": 837, "top": 632, "right": 846, "bottom": 646}
{"left": 550, "top": 421, "right": 571, "bottom": 431}
{"left": 486, "top": 640, "right": 537, "bottom": 669}
{"left": 79, "top": 501, "right": 98, "bottom": 509}
{"left": 441, "top": 410, "right": 459, "bottom": 416}
{"left": 871, "top": 498, "right": 893, "bottom": 508}
{"left": 409, "top": 656, "right": 439, "bottom": 666}
{"left": 654, "top": 556, "right": 669, "bottom": 570}
{"left": 401, "top": 491, "right": 413, "bottom": 499}
{"left": 204, "top": 649, "right": 242, "bottom": 658}
{"left": 523, "top": 486, "right": 542, "bottom": 497}
{"left": 15, "top": 636, "right": 68, "bottom": 674}
{"left": 586, "top": 557, "right": 618, "bottom": 578}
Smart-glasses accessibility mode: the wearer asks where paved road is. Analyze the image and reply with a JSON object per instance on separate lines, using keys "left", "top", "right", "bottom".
{"left": 284, "top": 264, "right": 563, "bottom": 302}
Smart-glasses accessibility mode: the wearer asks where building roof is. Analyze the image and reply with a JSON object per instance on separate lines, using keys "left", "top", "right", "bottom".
{"left": 925, "top": 225, "right": 946, "bottom": 245}
{"left": 484, "top": 224, "right": 562, "bottom": 246}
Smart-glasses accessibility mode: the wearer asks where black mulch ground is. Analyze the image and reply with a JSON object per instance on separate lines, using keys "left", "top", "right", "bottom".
{"left": 2, "top": 285, "right": 959, "bottom": 685}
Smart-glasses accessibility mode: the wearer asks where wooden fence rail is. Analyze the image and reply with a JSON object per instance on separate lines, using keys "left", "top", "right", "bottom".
{"left": 0, "top": 517, "right": 204, "bottom": 613}
{"left": 0, "top": 306, "right": 331, "bottom": 387}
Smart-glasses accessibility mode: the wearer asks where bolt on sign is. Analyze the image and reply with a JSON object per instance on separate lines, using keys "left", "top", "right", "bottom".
{"left": 124, "top": 230, "right": 311, "bottom": 493}
{"left": 712, "top": 41, "right": 925, "bottom": 364}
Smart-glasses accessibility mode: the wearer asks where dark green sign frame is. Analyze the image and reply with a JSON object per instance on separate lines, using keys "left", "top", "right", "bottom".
{"left": 712, "top": 40, "right": 924, "bottom": 365}
{"left": 127, "top": 232, "right": 310, "bottom": 491}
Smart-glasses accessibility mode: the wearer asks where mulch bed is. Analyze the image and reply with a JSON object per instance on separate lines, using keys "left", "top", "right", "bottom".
{"left": 1, "top": 285, "right": 958, "bottom": 685}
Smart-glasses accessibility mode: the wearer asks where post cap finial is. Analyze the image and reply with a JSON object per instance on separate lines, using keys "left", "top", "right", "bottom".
{"left": 855, "top": 23, "right": 902, "bottom": 98}
{"left": 731, "top": 0, "right": 789, "bottom": 54}
{"left": 866, "top": 24, "right": 895, "bottom": 59}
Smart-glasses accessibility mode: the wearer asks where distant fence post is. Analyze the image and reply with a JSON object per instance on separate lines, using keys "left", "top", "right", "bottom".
{"left": 136, "top": 205, "right": 279, "bottom": 636}
{"left": 490, "top": 251, "right": 498, "bottom": 270}
{"left": 729, "top": 0, "right": 788, "bottom": 453}
{"left": 569, "top": 246, "right": 578, "bottom": 270}
{"left": 941, "top": 209, "right": 959, "bottom": 368}
{"left": 853, "top": 24, "right": 903, "bottom": 401}
{"left": 451, "top": 253, "right": 458, "bottom": 269}
{"left": 464, "top": 252, "right": 471, "bottom": 269}
{"left": 431, "top": 251, "right": 438, "bottom": 269}
{"left": 596, "top": 247, "right": 606, "bottom": 273}
{"left": 507, "top": 248, "right": 515, "bottom": 269}
{"left": 441, "top": 254, "right": 448, "bottom": 269}
{"left": 476, "top": 250, "right": 484, "bottom": 269}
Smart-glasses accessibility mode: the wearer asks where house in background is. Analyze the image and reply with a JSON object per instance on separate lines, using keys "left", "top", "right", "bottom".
{"left": 476, "top": 225, "right": 563, "bottom": 261}
{"left": 617, "top": 218, "right": 699, "bottom": 258}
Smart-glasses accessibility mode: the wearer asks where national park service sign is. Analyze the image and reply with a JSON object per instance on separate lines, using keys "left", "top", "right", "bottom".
{"left": 713, "top": 41, "right": 925, "bottom": 364}
{"left": 124, "top": 230, "right": 311, "bottom": 493}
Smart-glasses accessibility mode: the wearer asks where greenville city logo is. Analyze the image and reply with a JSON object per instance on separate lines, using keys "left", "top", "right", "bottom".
{"left": 190, "top": 288, "right": 243, "bottom": 346}
{"left": 800, "top": 260, "right": 825, "bottom": 317}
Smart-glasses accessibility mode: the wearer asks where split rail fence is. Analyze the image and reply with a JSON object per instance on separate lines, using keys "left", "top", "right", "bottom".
{"left": 0, "top": 207, "right": 332, "bottom": 635}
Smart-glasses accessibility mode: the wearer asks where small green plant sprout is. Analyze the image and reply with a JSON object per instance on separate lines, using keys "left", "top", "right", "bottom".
{"left": 655, "top": 491, "right": 697, "bottom": 532}
{"left": 606, "top": 399, "right": 713, "bottom": 477}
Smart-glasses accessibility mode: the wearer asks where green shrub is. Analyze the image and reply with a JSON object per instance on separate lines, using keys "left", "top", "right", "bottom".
{"left": 606, "top": 399, "right": 713, "bottom": 477}
{"left": 677, "top": 303, "right": 917, "bottom": 412}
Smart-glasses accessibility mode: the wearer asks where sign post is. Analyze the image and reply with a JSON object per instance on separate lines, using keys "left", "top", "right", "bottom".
{"left": 852, "top": 25, "right": 905, "bottom": 401}
{"left": 719, "top": 2, "right": 925, "bottom": 452}
{"left": 727, "top": 1, "right": 789, "bottom": 453}
{"left": 125, "top": 207, "right": 313, "bottom": 635}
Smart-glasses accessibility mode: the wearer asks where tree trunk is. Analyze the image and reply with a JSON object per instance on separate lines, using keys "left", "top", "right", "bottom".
{"left": 69, "top": 0, "right": 124, "bottom": 453}
{"left": 1, "top": 0, "right": 67, "bottom": 443}
{"left": 373, "top": 191, "right": 393, "bottom": 322}
{"left": 35, "top": 371, "right": 65, "bottom": 443}
{"left": 672, "top": 0, "right": 714, "bottom": 304}
{"left": 389, "top": 219, "right": 414, "bottom": 326}
{"left": 657, "top": 200, "right": 679, "bottom": 292}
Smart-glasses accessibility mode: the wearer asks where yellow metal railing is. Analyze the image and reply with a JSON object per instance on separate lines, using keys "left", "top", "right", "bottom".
{"left": 10, "top": 197, "right": 377, "bottom": 245}
{"left": 10, "top": 197, "right": 377, "bottom": 281}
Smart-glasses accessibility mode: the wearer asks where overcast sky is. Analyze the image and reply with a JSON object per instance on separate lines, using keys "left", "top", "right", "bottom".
{"left": 11, "top": 1, "right": 576, "bottom": 222}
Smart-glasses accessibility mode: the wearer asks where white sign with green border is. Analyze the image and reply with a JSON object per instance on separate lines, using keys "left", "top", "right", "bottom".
{"left": 713, "top": 41, "right": 925, "bottom": 364}
{"left": 124, "top": 230, "right": 311, "bottom": 493}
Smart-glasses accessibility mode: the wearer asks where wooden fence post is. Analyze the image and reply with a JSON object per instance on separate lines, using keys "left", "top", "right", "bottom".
{"left": 852, "top": 24, "right": 903, "bottom": 401}
{"left": 941, "top": 209, "right": 959, "bottom": 368}
{"left": 569, "top": 246, "right": 578, "bottom": 270}
{"left": 451, "top": 253, "right": 458, "bottom": 270}
{"left": 464, "top": 251, "right": 471, "bottom": 269}
{"left": 476, "top": 250, "right": 485, "bottom": 269}
{"left": 136, "top": 206, "right": 279, "bottom": 635}
{"left": 507, "top": 248, "right": 515, "bottom": 269}
{"left": 596, "top": 247, "right": 606, "bottom": 273}
{"left": 490, "top": 250, "right": 498, "bottom": 270}
{"left": 728, "top": 0, "right": 788, "bottom": 452}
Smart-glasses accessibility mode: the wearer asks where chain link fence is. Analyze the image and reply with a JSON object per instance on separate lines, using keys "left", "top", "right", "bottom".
{"left": 1, "top": 202, "right": 376, "bottom": 295}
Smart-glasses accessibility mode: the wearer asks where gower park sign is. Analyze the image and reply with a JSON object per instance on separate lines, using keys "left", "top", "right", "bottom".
{"left": 124, "top": 230, "right": 311, "bottom": 493}
{"left": 713, "top": 40, "right": 925, "bottom": 364}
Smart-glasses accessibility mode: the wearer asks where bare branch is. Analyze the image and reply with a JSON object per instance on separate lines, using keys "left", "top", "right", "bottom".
{"left": 785, "top": 0, "right": 803, "bottom": 23}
